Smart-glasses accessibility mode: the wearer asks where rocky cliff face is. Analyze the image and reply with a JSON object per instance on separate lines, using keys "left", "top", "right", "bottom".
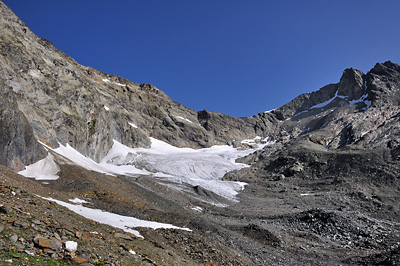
{"left": 0, "top": 1, "right": 266, "bottom": 170}
{"left": 2, "top": 0, "right": 399, "bottom": 172}
{"left": 253, "top": 61, "right": 400, "bottom": 151}
{"left": 0, "top": 87, "right": 46, "bottom": 170}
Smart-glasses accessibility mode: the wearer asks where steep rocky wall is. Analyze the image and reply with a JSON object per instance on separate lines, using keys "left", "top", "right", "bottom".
{"left": 0, "top": 85, "right": 46, "bottom": 170}
{"left": 0, "top": 1, "right": 265, "bottom": 167}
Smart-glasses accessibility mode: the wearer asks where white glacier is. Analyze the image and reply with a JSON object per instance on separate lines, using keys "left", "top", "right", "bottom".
{"left": 101, "top": 137, "right": 273, "bottom": 201}
{"left": 23, "top": 136, "right": 273, "bottom": 202}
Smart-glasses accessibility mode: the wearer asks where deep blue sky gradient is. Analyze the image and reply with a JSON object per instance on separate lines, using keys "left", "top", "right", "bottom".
{"left": 3, "top": 0, "right": 400, "bottom": 117}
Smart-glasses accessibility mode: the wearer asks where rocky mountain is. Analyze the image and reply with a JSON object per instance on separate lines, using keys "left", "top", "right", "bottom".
{"left": 0, "top": 0, "right": 270, "bottom": 171}
{"left": 1, "top": 1, "right": 399, "bottom": 265}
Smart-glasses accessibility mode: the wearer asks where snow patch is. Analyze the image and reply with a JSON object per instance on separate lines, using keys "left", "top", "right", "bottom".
{"left": 19, "top": 153, "right": 60, "bottom": 180}
{"left": 104, "top": 106, "right": 110, "bottom": 111}
{"left": 241, "top": 136, "right": 268, "bottom": 145}
{"left": 64, "top": 241, "right": 78, "bottom": 252}
{"left": 128, "top": 122, "right": 138, "bottom": 129}
{"left": 191, "top": 206, "right": 203, "bottom": 212}
{"left": 40, "top": 196, "right": 191, "bottom": 239}
{"left": 310, "top": 90, "right": 341, "bottom": 110}
{"left": 115, "top": 82, "right": 126, "bottom": 87}
{"left": 349, "top": 93, "right": 371, "bottom": 111}
{"left": 69, "top": 198, "right": 90, "bottom": 205}
{"left": 292, "top": 89, "right": 371, "bottom": 119}
{"left": 264, "top": 109, "right": 276, "bottom": 113}
{"left": 102, "top": 78, "right": 110, "bottom": 83}
{"left": 174, "top": 115, "right": 194, "bottom": 124}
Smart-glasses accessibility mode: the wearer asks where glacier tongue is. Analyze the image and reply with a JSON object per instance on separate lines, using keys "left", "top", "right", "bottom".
{"left": 101, "top": 137, "right": 272, "bottom": 201}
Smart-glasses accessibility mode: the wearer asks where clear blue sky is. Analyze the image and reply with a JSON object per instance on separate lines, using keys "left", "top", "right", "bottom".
{"left": 3, "top": 0, "right": 400, "bottom": 117}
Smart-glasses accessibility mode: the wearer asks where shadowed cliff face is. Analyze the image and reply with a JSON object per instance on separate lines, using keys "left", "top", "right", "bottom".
{"left": 0, "top": 87, "right": 46, "bottom": 170}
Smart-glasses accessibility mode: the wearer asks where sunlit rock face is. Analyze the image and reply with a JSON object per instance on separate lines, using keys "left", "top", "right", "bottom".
{"left": 1, "top": 0, "right": 400, "bottom": 174}
{"left": 2, "top": 2, "right": 400, "bottom": 265}
{"left": 0, "top": 1, "right": 267, "bottom": 169}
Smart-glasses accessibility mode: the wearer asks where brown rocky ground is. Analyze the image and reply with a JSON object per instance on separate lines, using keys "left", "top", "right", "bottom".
{"left": 0, "top": 164, "right": 234, "bottom": 266}
{"left": 2, "top": 135, "right": 400, "bottom": 266}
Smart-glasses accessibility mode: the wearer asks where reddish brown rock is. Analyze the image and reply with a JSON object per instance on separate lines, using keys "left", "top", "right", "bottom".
{"left": 34, "top": 235, "right": 62, "bottom": 251}
{"left": 73, "top": 256, "right": 87, "bottom": 264}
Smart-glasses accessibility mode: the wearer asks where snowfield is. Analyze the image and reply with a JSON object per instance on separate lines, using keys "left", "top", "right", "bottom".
{"left": 41, "top": 197, "right": 191, "bottom": 238}
{"left": 20, "top": 137, "right": 273, "bottom": 201}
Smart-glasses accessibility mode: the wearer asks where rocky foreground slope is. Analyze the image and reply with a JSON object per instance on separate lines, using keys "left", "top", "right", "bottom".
{"left": 1, "top": 1, "right": 400, "bottom": 265}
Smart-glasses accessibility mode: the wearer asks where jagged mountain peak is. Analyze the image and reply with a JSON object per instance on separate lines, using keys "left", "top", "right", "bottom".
{"left": 338, "top": 67, "right": 365, "bottom": 100}
{"left": 371, "top": 60, "right": 400, "bottom": 75}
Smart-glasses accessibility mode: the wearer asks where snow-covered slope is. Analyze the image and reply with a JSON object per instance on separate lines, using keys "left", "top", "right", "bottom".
{"left": 41, "top": 196, "right": 191, "bottom": 238}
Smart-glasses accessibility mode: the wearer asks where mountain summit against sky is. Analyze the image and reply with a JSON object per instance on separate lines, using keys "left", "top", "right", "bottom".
{"left": 3, "top": 0, "right": 400, "bottom": 117}
{"left": 1, "top": 1, "right": 400, "bottom": 265}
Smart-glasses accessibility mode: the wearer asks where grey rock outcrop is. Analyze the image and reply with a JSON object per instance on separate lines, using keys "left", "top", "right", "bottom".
{"left": 338, "top": 68, "right": 365, "bottom": 100}
{"left": 0, "top": 86, "right": 46, "bottom": 170}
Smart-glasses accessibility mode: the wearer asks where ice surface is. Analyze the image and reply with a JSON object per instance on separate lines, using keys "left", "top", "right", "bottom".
{"left": 101, "top": 137, "right": 273, "bottom": 201}
{"left": 41, "top": 197, "right": 191, "bottom": 238}
{"left": 26, "top": 136, "right": 273, "bottom": 202}
{"left": 51, "top": 143, "right": 113, "bottom": 175}
{"left": 19, "top": 153, "right": 60, "bottom": 180}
